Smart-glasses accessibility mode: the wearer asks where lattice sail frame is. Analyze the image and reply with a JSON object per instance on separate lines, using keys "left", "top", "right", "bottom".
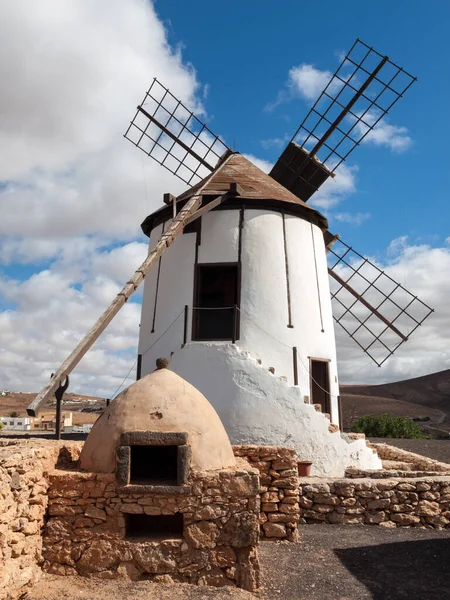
{"left": 327, "top": 238, "right": 434, "bottom": 366}
{"left": 124, "top": 78, "right": 230, "bottom": 186}
{"left": 273, "top": 39, "right": 417, "bottom": 199}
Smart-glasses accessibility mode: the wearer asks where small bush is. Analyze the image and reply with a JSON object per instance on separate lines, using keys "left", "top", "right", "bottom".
{"left": 351, "top": 413, "right": 427, "bottom": 439}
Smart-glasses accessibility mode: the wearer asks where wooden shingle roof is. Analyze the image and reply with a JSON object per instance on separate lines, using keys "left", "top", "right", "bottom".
{"left": 177, "top": 153, "right": 316, "bottom": 206}
{"left": 142, "top": 152, "right": 328, "bottom": 236}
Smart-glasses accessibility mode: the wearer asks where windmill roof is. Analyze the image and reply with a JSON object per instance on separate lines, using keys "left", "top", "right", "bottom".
{"left": 141, "top": 152, "right": 328, "bottom": 235}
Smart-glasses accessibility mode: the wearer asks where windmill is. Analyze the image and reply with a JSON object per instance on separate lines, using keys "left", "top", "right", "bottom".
{"left": 28, "top": 38, "right": 433, "bottom": 458}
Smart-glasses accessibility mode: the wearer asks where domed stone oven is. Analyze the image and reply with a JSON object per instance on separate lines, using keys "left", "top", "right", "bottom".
{"left": 43, "top": 365, "right": 260, "bottom": 590}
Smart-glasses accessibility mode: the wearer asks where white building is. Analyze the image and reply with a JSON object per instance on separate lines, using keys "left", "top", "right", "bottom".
{"left": 137, "top": 154, "right": 380, "bottom": 476}
{"left": 72, "top": 424, "right": 94, "bottom": 434}
{"left": 0, "top": 416, "right": 32, "bottom": 431}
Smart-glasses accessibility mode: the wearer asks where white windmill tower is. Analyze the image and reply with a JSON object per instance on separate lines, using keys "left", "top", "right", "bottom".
{"left": 28, "top": 40, "right": 433, "bottom": 475}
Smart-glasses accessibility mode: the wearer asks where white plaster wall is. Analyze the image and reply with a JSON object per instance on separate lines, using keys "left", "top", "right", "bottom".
{"left": 170, "top": 343, "right": 381, "bottom": 477}
{"left": 197, "top": 211, "right": 240, "bottom": 264}
{"left": 138, "top": 223, "right": 196, "bottom": 375}
{"left": 138, "top": 207, "right": 340, "bottom": 424}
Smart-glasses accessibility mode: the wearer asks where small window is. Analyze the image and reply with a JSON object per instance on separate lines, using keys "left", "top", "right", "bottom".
{"left": 130, "top": 445, "right": 178, "bottom": 485}
{"left": 193, "top": 263, "right": 240, "bottom": 341}
{"left": 125, "top": 513, "right": 183, "bottom": 541}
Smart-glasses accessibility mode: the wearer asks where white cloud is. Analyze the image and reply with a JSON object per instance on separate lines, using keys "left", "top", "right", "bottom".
{"left": 288, "top": 64, "right": 335, "bottom": 101}
{"left": 332, "top": 212, "right": 371, "bottom": 226}
{"left": 0, "top": 0, "right": 204, "bottom": 399}
{"left": 353, "top": 111, "right": 412, "bottom": 153}
{"left": 243, "top": 154, "right": 273, "bottom": 174}
{"left": 310, "top": 163, "right": 358, "bottom": 210}
{"left": 336, "top": 238, "right": 449, "bottom": 385}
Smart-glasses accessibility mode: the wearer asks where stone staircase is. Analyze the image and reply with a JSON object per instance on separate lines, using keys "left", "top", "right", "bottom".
{"left": 170, "top": 342, "right": 382, "bottom": 476}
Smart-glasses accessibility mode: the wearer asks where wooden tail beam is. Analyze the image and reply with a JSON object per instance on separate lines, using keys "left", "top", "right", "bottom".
{"left": 27, "top": 194, "right": 201, "bottom": 417}
{"left": 26, "top": 154, "right": 237, "bottom": 417}
{"left": 328, "top": 268, "right": 408, "bottom": 342}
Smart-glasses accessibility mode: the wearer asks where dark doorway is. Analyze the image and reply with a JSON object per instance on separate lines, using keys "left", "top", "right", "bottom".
{"left": 310, "top": 359, "right": 331, "bottom": 416}
{"left": 125, "top": 513, "right": 183, "bottom": 541}
{"left": 193, "top": 263, "right": 240, "bottom": 341}
{"left": 130, "top": 445, "right": 178, "bottom": 485}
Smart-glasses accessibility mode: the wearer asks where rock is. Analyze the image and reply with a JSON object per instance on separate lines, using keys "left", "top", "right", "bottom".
{"left": 367, "top": 498, "right": 391, "bottom": 510}
{"left": 262, "top": 522, "right": 286, "bottom": 538}
{"left": 84, "top": 506, "right": 107, "bottom": 521}
{"left": 416, "top": 500, "right": 440, "bottom": 516}
{"left": 391, "top": 513, "right": 421, "bottom": 526}
{"left": 311, "top": 504, "right": 334, "bottom": 514}
{"left": 119, "top": 503, "right": 143, "bottom": 514}
{"left": 341, "top": 498, "right": 357, "bottom": 507}
{"left": 211, "top": 547, "right": 236, "bottom": 568}
{"left": 261, "top": 502, "right": 279, "bottom": 512}
{"left": 220, "top": 513, "right": 259, "bottom": 547}
{"left": 143, "top": 506, "right": 161, "bottom": 516}
{"left": 299, "top": 496, "right": 313, "bottom": 508}
{"left": 220, "top": 473, "right": 259, "bottom": 496}
{"left": 116, "top": 561, "right": 141, "bottom": 581}
{"left": 133, "top": 546, "right": 176, "bottom": 574}
{"left": 365, "top": 511, "right": 385, "bottom": 524}
{"left": 313, "top": 494, "right": 339, "bottom": 505}
{"left": 416, "top": 482, "right": 431, "bottom": 492}
{"left": 184, "top": 522, "right": 219, "bottom": 549}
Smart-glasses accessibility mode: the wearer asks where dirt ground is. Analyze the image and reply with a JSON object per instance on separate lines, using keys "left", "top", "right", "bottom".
{"left": 28, "top": 526, "right": 450, "bottom": 600}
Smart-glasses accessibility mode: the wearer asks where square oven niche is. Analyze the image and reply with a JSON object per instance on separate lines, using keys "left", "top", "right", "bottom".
{"left": 125, "top": 513, "right": 183, "bottom": 541}
{"left": 117, "top": 431, "right": 191, "bottom": 491}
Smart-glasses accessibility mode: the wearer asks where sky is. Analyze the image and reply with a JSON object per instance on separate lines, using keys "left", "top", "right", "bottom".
{"left": 0, "top": 0, "right": 449, "bottom": 399}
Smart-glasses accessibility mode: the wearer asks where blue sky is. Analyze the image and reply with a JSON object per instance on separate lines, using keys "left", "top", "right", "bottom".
{"left": 0, "top": 0, "right": 449, "bottom": 396}
{"left": 155, "top": 0, "right": 449, "bottom": 255}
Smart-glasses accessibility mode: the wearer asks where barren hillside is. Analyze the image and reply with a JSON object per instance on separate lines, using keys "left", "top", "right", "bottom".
{"left": 340, "top": 369, "right": 450, "bottom": 434}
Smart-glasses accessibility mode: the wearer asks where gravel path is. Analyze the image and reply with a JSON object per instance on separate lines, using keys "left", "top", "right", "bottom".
{"left": 28, "top": 527, "right": 450, "bottom": 600}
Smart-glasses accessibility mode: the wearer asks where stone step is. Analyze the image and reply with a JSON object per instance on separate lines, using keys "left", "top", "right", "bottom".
{"left": 382, "top": 459, "right": 415, "bottom": 471}
{"left": 313, "top": 403, "right": 322, "bottom": 413}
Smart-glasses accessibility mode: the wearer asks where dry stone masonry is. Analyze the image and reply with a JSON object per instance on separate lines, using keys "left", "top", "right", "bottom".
{"left": 233, "top": 445, "right": 300, "bottom": 541}
{"left": 43, "top": 460, "right": 260, "bottom": 591}
{"left": 299, "top": 476, "right": 450, "bottom": 528}
{"left": 0, "top": 439, "right": 82, "bottom": 600}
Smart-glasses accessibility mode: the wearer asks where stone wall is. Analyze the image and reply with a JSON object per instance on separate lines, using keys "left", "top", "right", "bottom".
{"left": 299, "top": 476, "right": 450, "bottom": 529}
{"left": 0, "top": 439, "right": 81, "bottom": 600}
{"left": 233, "top": 445, "right": 299, "bottom": 541}
{"left": 43, "top": 461, "right": 260, "bottom": 591}
{"left": 369, "top": 443, "right": 450, "bottom": 473}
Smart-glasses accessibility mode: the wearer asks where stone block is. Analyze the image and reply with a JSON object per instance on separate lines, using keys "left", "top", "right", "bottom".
{"left": 262, "top": 522, "right": 286, "bottom": 538}
{"left": 416, "top": 500, "right": 440, "bottom": 516}
{"left": 185, "top": 522, "right": 219, "bottom": 549}
{"left": 391, "top": 513, "right": 421, "bottom": 526}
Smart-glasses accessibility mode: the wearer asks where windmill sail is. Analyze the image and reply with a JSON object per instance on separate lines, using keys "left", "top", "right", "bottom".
{"left": 270, "top": 38, "right": 416, "bottom": 201}
{"left": 327, "top": 237, "right": 433, "bottom": 366}
{"left": 124, "top": 78, "right": 231, "bottom": 186}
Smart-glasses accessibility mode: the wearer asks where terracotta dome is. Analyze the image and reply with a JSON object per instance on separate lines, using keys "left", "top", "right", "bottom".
{"left": 78, "top": 367, "right": 236, "bottom": 473}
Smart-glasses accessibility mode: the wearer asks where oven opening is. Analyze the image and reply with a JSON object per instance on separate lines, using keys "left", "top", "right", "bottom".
{"left": 130, "top": 445, "right": 178, "bottom": 485}
{"left": 125, "top": 513, "right": 183, "bottom": 541}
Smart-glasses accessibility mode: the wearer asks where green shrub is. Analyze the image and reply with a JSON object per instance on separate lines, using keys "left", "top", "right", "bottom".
{"left": 350, "top": 413, "right": 427, "bottom": 439}
{"left": 0, "top": 421, "right": 3, "bottom": 431}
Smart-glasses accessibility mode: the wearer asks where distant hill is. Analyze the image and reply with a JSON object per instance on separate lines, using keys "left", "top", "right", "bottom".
{"left": 0, "top": 391, "right": 105, "bottom": 427}
{"left": 340, "top": 369, "right": 450, "bottom": 435}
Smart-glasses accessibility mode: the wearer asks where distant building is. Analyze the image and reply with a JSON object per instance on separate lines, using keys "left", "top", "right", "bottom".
{"left": 33, "top": 412, "right": 73, "bottom": 432}
{"left": 0, "top": 416, "right": 32, "bottom": 431}
{"left": 72, "top": 424, "right": 94, "bottom": 434}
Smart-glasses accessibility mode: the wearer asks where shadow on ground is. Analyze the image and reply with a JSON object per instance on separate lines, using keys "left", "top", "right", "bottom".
{"left": 335, "top": 537, "right": 450, "bottom": 600}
